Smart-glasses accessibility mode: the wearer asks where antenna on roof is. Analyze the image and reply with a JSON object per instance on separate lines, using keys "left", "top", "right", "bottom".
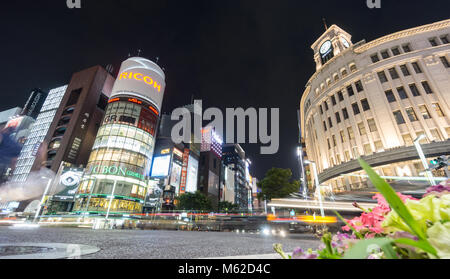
{"left": 322, "top": 18, "right": 328, "bottom": 31}
{"left": 137, "top": 49, "right": 142, "bottom": 57}
{"left": 155, "top": 56, "right": 160, "bottom": 63}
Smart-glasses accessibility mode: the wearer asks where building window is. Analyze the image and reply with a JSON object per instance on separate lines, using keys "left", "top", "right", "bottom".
{"left": 412, "top": 62, "right": 422, "bottom": 73}
{"left": 393, "top": 110, "right": 406, "bottom": 125}
{"left": 371, "top": 54, "right": 380, "bottom": 63}
{"left": 331, "top": 95, "right": 337, "bottom": 106}
{"left": 355, "top": 80, "right": 364, "bottom": 92}
{"left": 405, "top": 107, "right": 418, "bottom": 122}
{"left": 440, "top": 35, "right": 449, "bottom": 44}
{"left": 364, "top": 144, "right": 373, "bottom": 155}
{"left": 358, "top": 122, "right": 366, "bottom": 135}
{"left": 342, "top": 108, "right": 349, "bottom": 119}
{"left": 328, "top": 117, "right": 333, "bottom": 128}
{"left": 416, "top": 131, "right": 428, "bottom": 144}
{"left": 332, "top": 135, "right": 337, "bottom": 147}
{"left": 350, "top": 64, "right": 357, "bottom": 72}
{"left": 385, "top": 90, "right": 396, "bottom": 103}
{"left": 421, "top": 81, "right": 433, "bottom": 94}
{"left": 367, "top": 118, "right": 377, "bottom": 132}
{"left": 402, "top": 44, "right": 412, "bottom": 53}
{"left": 361, "top": 99, "right": 371, "bottom": 111}
{"left": 348, "top": 127, "right": 355, "bottom": 140}
{"left": 334, "top": 74, "right": 339, "bottom": 82}
{"left": 337, "top": 91, "right": 344, "bottom": 101}
{"left": 323, "top": 121, "right": 327, "bottom": 132}
{"left": 391, "top": 47, "right": 401, "bottom": 56}
{"left": 378, "top": 71, "right": 388, "bottom": 83}
{"left": 335, "top": 112, "right": 341, "bottom": 123}
{"left": 340, "top": 130, "right": 346, "bottom": 143}
{"left": 352, "top": 103, "right": 360, "bottom": 115}
{"left": 440, "top": 56, "right": 450, "bottom": 68}
{"left": 341, "top": 69, "right": 348, "bottom": 77}
{"left": 319, "top": 104, "right": 323, "bottom": 114}
{"left": 402, "top": 134, "right": 413, "bottom": 146}
{"left": 327, "top": 138, "right": 331, "bottom": 149}
{"left": 344, "top": 151, "right": 351, "bottom": 161}
{"left": 419, "top": 105, "right": 431, "bottom": 119}
{"left": 409, "top": 84, "right": 421, "bottom": 96}
{"left": 430, "top": 129, "right": 442, "bottom": 141}
{"left": 389, "top": 67, "right": 399, "bottom": 79}
{"left": 381, "top": 50, "right": 390, "bottom": 59}
{"left": 347, "top": 85, "right": 354, "bottom": 96}
{"left": 432, "top": 103, "right": 445, "bottom": 117}
{"left": 324, "top": 101, "right": 329, "bottom": 111}
{"left": 429, "top": 37, "right": 439, "bottom": 47}
{"left": 397, "top": 87, "right": 408, "bottom": 99}
{"left": 374, "top": 140, "right": 383, "bottom": 151}
{"left": 400, "top": 64, "right": 411, "bottom": 76}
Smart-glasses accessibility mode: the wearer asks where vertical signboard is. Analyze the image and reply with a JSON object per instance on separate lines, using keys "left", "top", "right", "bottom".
{"left": 179, "top": 148, "right": 190, "bottom": 194}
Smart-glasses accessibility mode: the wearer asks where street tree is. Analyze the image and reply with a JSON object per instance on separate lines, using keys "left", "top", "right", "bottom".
{"left": 176, "top": 191, "right": 213, "bottom": 211}
{"left": 257, "top": 168, "right": 300, "bottom": 201}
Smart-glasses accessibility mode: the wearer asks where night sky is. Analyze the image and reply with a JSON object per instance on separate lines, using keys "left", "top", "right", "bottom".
{"left": 1, "top": 0, "right": 449, "bottom": 180}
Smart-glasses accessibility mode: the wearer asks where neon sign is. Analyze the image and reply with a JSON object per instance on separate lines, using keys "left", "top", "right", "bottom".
{"left": 118, "top": 71, "right": 162, "bottom": 92}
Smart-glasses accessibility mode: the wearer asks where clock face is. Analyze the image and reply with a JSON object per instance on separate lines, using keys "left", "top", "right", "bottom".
{"left": 320, "top": 41, "right": 332, "bottom": 55}
{"left": 342, "top": 38, "right": 350, "bottom": 48}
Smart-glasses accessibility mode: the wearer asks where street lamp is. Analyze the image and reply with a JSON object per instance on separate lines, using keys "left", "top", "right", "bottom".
{"left": 297, "top": 147, "right": 308, "bottom": 200}
{"left": 413, "top": 134, "right": 436, "bottom": 186}
{"left": 304, "top": 160, "right": 325, "bottom": 218}
{"left": 34, "top": 177, "right": 53, "bottom": 223}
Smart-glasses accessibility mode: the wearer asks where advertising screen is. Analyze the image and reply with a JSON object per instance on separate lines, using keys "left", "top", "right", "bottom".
{"left": 185, "top": 156, "right": 199, "bottom": 193}
{"left": 169, "top": 162, "right": 182, "bottom": 189}
{"left": 150, "top": 155, "right": 171, "bottom": 177}
{"left": 52, "top": 168, "right": 84, "bottom": 202}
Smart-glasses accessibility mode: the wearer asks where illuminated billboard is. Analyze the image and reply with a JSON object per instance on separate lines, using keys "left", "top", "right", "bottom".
{"left": 169, "top": 162, "right": 182, "bottom": 189}
{"left": 111, "top": 57, "right": 166, "bottom": 112}
{"left": 150, "top": 155, "right": 171, "bottom": 177}
{"left": 185, "top": 155, "right": 199, "bottom": 193}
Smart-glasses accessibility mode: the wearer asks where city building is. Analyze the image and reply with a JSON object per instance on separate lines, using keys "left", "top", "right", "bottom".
{"left": 222, "top": 164, "right": 235, "bottom": 204}
{"left": 222, "top": 143, "right": 249, "bottom": 210}
{"left": 11, "top": 86, "right": 68, "bottom": 183}
{"left": 299, "top": 20, "right": 450, "bottom": 193}
{"left": 13, "top": 65, "right": 114, "bottom": 212}
{"left": 147, "top": 111, "right": 200, "bottom": 211}
{"left": 73, "top": 57, "right": 166, "bottom": 215}
{"left": 198, "top": 126, "right": 223, "bottom": 209}
{"left": 21, "top": 88, "right": 48, "bottom": 119}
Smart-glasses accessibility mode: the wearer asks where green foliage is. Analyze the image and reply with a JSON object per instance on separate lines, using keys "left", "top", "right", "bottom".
{"left": 358, "top": 158, "right": 438, "bottom": 257}
{"left": 218, "top": 201, "right": 239, "bottom": 213}
{"left": 343, "top": 238, "right": 398, "bottom": 259}
{"left": 176, "top": 191, "right": 213, "bottom": 211}
{"left": 257, "top": 168, "right": 300, "bottom": 201}
{"left": 334, "top": 210, "right": 363, "bottom": 239}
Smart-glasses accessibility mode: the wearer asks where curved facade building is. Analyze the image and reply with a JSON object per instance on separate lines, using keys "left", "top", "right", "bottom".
{"left": 300, "top": 20, "right": 450, "bottom": 193}
{"left": 73, "top": 57, "right": 166, "bottom": 214}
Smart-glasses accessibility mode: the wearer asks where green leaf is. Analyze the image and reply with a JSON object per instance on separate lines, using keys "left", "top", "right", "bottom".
{"left": 358, "top": 159, "right": 438, "bottom": 257}
{"left": 394, "top": 238, "right": 437, "bottom": 256}
{"left": 343, "top": 238, "right": 398, "bottom": 259}
{"left": 334, "top": 210, "right": 363, "bottom": 239}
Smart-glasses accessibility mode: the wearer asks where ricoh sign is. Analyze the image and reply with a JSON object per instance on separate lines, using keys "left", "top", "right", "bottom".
{"left": 111, "top": 57, "right": 166, "bottom": 112}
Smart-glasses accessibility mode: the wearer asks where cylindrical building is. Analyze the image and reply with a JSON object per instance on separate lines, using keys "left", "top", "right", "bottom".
{"left": 300, "top": 20, "right": 450, "bottom": 193}
{"left": 73, "top": 57, "right": 166, "bottom": 215}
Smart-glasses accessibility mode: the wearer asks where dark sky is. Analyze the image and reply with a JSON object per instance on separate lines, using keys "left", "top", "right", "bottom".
{"left": 1, "top": 0, "right": 449, "bottom": 180}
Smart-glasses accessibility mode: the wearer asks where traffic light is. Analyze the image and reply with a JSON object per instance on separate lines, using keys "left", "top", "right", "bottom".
{"left": 430, "top": 156, "right": 449, "bottom": 170}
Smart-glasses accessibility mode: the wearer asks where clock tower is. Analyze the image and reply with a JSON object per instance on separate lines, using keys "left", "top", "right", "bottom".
{"left": 311, "top": 25, "right": 353, "bottom": 71}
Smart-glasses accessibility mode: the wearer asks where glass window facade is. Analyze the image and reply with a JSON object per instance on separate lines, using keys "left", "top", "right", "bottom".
{"left": 74, "top": 98, "right": 159, "bottom": 214}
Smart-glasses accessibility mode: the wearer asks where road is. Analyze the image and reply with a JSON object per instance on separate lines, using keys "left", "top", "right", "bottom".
{"left": 0, "top": 227, "right": 321, "bottom": 259}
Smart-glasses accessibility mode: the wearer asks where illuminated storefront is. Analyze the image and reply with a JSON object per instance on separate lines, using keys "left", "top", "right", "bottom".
{"left": 73, "top": 57, "right": 166, "bottom": 215}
